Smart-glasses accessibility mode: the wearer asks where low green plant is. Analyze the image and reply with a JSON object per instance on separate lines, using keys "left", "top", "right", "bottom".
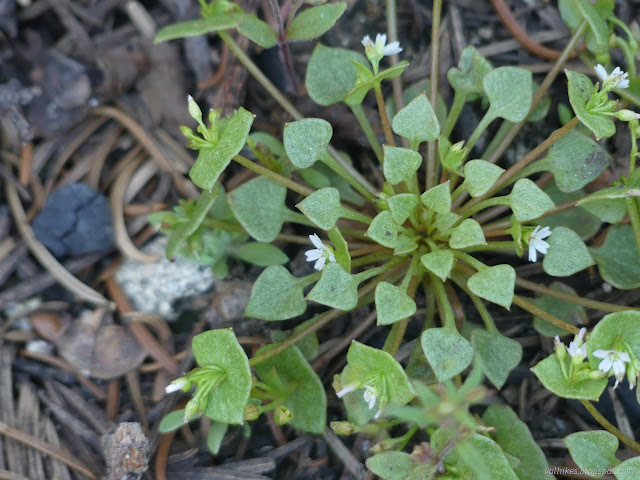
{"left": 152, "top": 0, "right": 640, "bottom": 477}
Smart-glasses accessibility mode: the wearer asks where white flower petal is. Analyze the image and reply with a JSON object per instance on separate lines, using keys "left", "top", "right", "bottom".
{"left": 305, "top": 249, "right": 323, "bottom": 261}
{"left": 327, "top": 250, "right": 336, "bottom": 263}
{"left": 612, "top": 359, "right": 626, "bottom": 377}
{"left": 309, "top": 233, "right": 324, "bottom": 249}
{"left": 375, "top": 33, "right": 387, "bottom": 46}
{"left": 619, "top": 78, "right": 630, "bottom": 89}
{"left": 618, "top": 352, "right": 631, "bottom": 363}
{"left": 337, "top": 384, "right": 357, "bottom": 398}
{"left": 535, "top": 240, "right": 550, "bottom": 255}
{"left": 595, "top": 64, "right": 608, "bottom": 82}
{"left": 537, "top": 226, "right": 552, "bottom": 239}
{"left": 528, "top": 244, "right": 537, "bottom": 263}
{"left": 598, "top": 357, "right": 613, "bottom": 373}
{"left": 384, "top": 41, "right": 402, "bottom": 56}
{"left": 592, "top": 349, "right": 610, "bottom": 359}
{"left": 314, "top": 255, "right": 326, "bottom": 271}
{"left": 361, "top": 35, "right": 373, "bottom": 48}
{"left": 577, "top": 328, "right": 586, "bottom": 342}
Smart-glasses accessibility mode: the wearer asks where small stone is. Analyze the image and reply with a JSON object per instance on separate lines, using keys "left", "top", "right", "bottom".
{"left": 32, "top": 183, "right": 114, "bottom": 257}
{"left": 115, "top": 236, "right": 215, "bottom": 320}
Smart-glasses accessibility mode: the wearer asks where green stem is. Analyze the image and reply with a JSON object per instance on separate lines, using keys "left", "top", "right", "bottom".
{"left": 284, "top": 210, "right": 317, "bottom": 228}
{"left": 321, "top": 153, "right": 378, "bottom": 203}
{"left": 452, "top": 250, "right": 486, "bottom": 272}
{"left": 219, "top": 30, "right": 378, "bottom": 199}
{"left": 426, "top": 0, "right": 443, "bottom": 190}
{"left": 486, "top": 21, "right": 587, "bottom": 164}
{"left": 341, "top": 207, "right": 373, "bottom": 225}
{"left": 625, "top": 198, "right": 640, "bottom": 262}
{"left": 481, "top": 120, "right": 513, "bottom": 161}
{"left": 373, "top": 84, "right": 395, "bottom": 146}
{"left": 512, "top": 295, "right": 578, "bottom": 334}
{"left": 459, "top": 117, "right": 580, "bottom": 217}
{"left": 400, "top": 253, "right": 422, "bottom": 290}
{"left": 351, "top": 250, "right": 395, "bottom": 268}
{"left": 515, "top": 277, "right": 640, "bottom": 313}
{"left": 465, "top": 113, "right": 493, "bottom": 155}
{"left": 386, "top": 0, "right": 405, "bottom": 123}
{"left": 440, "top": 93, "right": 466, "bottom": 140}
{"left": 613, "top": 36, "right": 637, "bottom": 78}
{"left": 580, "top": 400, "right": 640, "bottom": 454}
{"left": 459, "top": 196, "right": 504, "bottom": 219}
{"left": 233, "top": 155, "right": 313, "bottom": 196}
{"left": 350, "top": 105, "right": 383, "bottom": 164}
{"left": 461, "top": 241, "right": 516, "bottom": 252}
{"left": 429, "top": 273, "right": 455, "bottom": 330}
{"left": 353, "top": 257, "right": 405, "bottom": 284}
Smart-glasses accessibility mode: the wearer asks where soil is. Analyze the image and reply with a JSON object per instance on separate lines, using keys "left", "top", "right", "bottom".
{"left": 1, "top": 1, "right": 640, "bottom": 479}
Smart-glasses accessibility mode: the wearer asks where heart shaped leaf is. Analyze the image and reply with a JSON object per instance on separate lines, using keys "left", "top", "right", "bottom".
{"left": 566, "top": 70, "right": 615, "bottom": 139}
{"left": 468, "top": 265, "right": 515, "bottom": 309}
{"left": 307, "top": 262, "right": 358, "bottom": 310}
{"left": 590, "top": 225, "right": 640, "bottom": 289}
{"left": 284, "top": 118, "right": 332, "bottom": 168}
{"left": 447, "top": 46, "right": 493, "bottom": 97}
{"left": 375, "top": 282, "right": 417, "bottom": 325}
{"left": 421, "top": 327, "right": 474, "bottom": 382}
{"left": 189, "top": 108, "right": 255, "bottom": 191}
{"left": 286, "top": 2, "right": 347, "bottom": 42}
{"left": 542, "top": 227, "right": 594, "bottom": 277}
{"left": 296, "top": 187, "right": 343, "bottom": 230}
{"left": 564, "top": 431, "right": 620, "bottom": 474}
{"left": 449, "top": 219, "right": 486, "bottom": 249}
{"left": 420, "top": 181, "right": 451, "bottom": 214}
{"left": 245, "top": 266, "right": 309, "bottom": 320}
{"left": 391, "top": 93, "right": 440, "bottom": 148}
{"left": 484, "top": 67, "right": 532, "bottom": 123}
{"left": 587, "top": 311, "right": 640, "bottom": 370}
{"left": 471, "top": 329, "right": 522, "bottom": 389}
{"left": 421, "top": 250, "right": 455, "bottom": 282}
{"left": 228, "top": 177, "right": 287, "bottom": 242}
{"left": 387, "top": 193, "right": 419, "bottom": 225}
{"left": 461, "top": 160, "right": 504, "bottom": 198}
{"left": 505, "top": 179, "right": 555, "bottom": 222}
{"left": 383, "top": 146, "right": 422, "bottom": 185}
{"left": 192, "top": 329, "right": 252, "bottom": 425}
{"left": 367, "top": 211, "right": 403, "bottom": 248}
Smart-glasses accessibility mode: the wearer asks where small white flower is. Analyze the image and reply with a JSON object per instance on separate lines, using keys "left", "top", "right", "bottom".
{"left": 361, "top": 33, "right": 402, "bottom": 59}
{"left": 528, "top": 225, "right": 552, "bottom": 262}
{"left": 305, "top": 234, "right": 335, "bottom": 271}
{"left": 593, "top": 349, "right": 631, "bottom": 388}
{"left": 165, "top": 377, "right": 188, "bottom": 394}
{"left": 567, "top": 327, "right": 587, "bottom": 361}
{"left": 336, "top": 383, "right": 357, "bottom": 398}
{"left": 363, "top": 385, "right": 377, "bottom": 410}
{"left": 594, "top": 64, "right": 630, "bottom": 89}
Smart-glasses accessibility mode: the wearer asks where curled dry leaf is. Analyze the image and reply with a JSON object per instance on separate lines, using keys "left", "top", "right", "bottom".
{"left": 32, "top": 309, "right": 147, "bottom": 379}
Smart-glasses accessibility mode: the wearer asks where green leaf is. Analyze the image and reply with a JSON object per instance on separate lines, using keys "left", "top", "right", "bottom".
{"left": 245, "top": 266, "right": 308, "bottom": 320}
{"left": 420, "top": 328, "right": 474, "bottom": 382}
{"left": 383, "top": 146, "right": 422, "bottom": 185}
{"left": 484, "top": 67, "right": 532, "bottom": 123}
{"left": 387, "top": 194, "right": 419, "bottom": 225}
{"left": 542, "top": 227, "right": 595, "bottom": 277}
{"left": 578, "top": 184, "right": 640, "bottom": 203}
{"left": 296, "top": 187, "right": 343, "bottom": 230}
{"left": 505, "top": 179, "right": 555, "bottom": 222}
{"left": 447, "top": 45, "right": 493, "bottom": 97}
{"left": 189, "top": 108, "right": 255, "bottom": 191}
{"left": 457, "top": 435, "right": 519, "bottom": 480}
{"left": 346, "top": 62, "right": 409, "bottom": 106}
{"left": 228, "top": 177, "right": 287, "bottom": 242}
{"left": 532, "top": 281, "right": 586, "bottom": 337}
{"left": 307, "top": 262, "right": 357, "bottom": 310}
{"left": 538, "top": 183, "right": 601, "bottom": 241}
{"left": 234, "top": 242, "right": 288, "bottom": 266}
{"left": 328, "top": 227, "right": 351, "bottom": 273}
{"left": 206, "top": 422, "right": 228, "bottom": 454}
{"left": 483, "top": 405, "right": 554, "bottom": 480}
{"left": 366, "top": 452, "right": 415, "bottom": 480}
{"left": 575, "top": 0, "right": 610, "bottom": 55}
{"left": 420, "top": 181, "right": 451, "bottom": 214}
{"left": 367, "top": 211, "right": 403, "bottom": 248}
{"left": 286, "top": 3, "right": 347, "bottom": 41}
{"left": 566, "top": 70, "right": 615, "bottom": 139}
{"left": 391, "top": 93, "right": 440, "bottom": 147}
{"left": 528, "top": 130, "right": 611, "bottom": 193}
{"left": 588, "top": 311, "right": 640, "bottom": 370}
{"left": 271, "top": 318, "right": 319, "bottom": 361}
{"left": 531, "top": 355, "right": 607, "bottom": 400}
{"left": 591, "top": 225, "right": 640, "bottom": 289}
{"left": 564, "top": 431, "right": 620, "bottom": 476}
{"left": 237, "top": 15, "right": 278, "bottom": 48}
{"left": 159, "top": 410, "right": 188, "bottom": 433}
{"left": 306, "top": 44, "right": 368, "bottom": 106}
{"left": 461, "top": 160, "right": 504, "bottom": 198}
{"left": 375, "top": 282, "right": 417, "bottom": 325}
{"left": 468, "top": 265, "right": 515, "bottom": 309}
{"left": 421, "top": 250, "right": 455, "bottom": 282}
{"left": 393, "top": 235, "right": 418, "bottom": 255}
{"left": 433, "top": 212, "right": 461, "bottom": 233}
{"left": 449, "top": 218, "right": 486, "bottom": 249}
{"left": 283, "top": 118, "right": 332, "bottom": 168}
{"left": 255, "top": 345, "right": 327, "bottom": 433}
{"left": 472, "top": 329, "right": 522, "bottom": 389}
{"left": 166, "top": 184, "right": 222, "bottom": 259}
{"left": 345, "top": 341, "right": 416, "bottom": 406}
{"left": 579, "top": 198, "right": 630, "bottom": 224}
{"left": 193, "top": 329, "right": 252, "bottom": 425}
{"left": 616, "top": 457, "right": 640, "bottom": 480}
{"left": 155, "top": 14, "right": 245, "bottom": 42}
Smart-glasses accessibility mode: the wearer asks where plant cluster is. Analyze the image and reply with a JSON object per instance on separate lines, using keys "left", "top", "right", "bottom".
{"left": 152, "top": 0, "right": 640, "bottom": 477}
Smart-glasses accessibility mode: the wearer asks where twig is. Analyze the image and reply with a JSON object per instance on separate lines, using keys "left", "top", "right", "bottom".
{"left": 323, "top": 428, "right": 366, "bottom": 480}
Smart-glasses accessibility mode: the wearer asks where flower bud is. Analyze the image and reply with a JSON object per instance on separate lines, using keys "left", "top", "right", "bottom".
{"left": 244, "top": 404, "right": 261, "bottom": 421}
{"left": 613, "top": 109, "right": 640, "bottom": 122}
{"left": 187, "top": 95, "right": 203, "bottom": 123}
{"left": 330, "top": 421, "right": 356, "bottom": 435}
{"left": 274, "top": 406, "right": 293, "bottom": 426}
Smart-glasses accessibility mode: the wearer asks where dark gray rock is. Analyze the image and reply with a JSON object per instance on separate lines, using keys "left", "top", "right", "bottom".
{"left": 32, "top": 183, "right": 114, "bottom": 257}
